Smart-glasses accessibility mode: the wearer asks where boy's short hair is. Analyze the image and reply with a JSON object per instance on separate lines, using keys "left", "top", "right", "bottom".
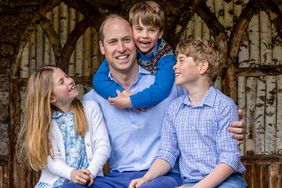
{"left": 175, "top": 39, "right": 223, "bottom": 82}
{"left": 129, "top": 1, "right": 165, "bottom": 32}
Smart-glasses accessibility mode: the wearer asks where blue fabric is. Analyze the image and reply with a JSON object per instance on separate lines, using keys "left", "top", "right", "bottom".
{"left": 157, "top": 86, "right": 245, "bottom": 181}
{"left": 62, "top": 171, "right": 181, "bottom": 188}
{"left": 182, "top": 173, "right": 247, "bottom": 188}
{"left": 35, "top": 112, "right": 89, "bottom": 187}
{"left": 84, "top": 66, "right": 184, "bottom": 173}
{"left": 92, "top": 38, "right": 175, "bottom": 109}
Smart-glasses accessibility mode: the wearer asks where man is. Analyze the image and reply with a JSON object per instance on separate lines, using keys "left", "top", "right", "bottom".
{"left": 65, "top": 14, "right": 244, "bottom": 188}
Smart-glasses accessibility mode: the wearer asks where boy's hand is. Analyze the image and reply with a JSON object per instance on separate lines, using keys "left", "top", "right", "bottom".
{"left": 108, "top": 90, "right": 132, "bottom": 108}
{"left": 228, "top": 109, "right": 245, "bottom": 144}
{"left": 128, "top": 177, "right": 149, "bottom": 188}
{"left": 121, "top": 90, "right": 135, "bottom": 97}
{"left": 70, "top": 169, "right": 91, "bottom": 185}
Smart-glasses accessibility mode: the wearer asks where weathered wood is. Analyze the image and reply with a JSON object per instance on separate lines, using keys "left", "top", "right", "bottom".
{"left": 245, "top": 77, "right": 256, "bottom": 155}
{"left": 277, "top": 75, "right": 282, "bottom": 154}
{"left": 237, "top": 76, "right": 246, "bottom": 155}
{"left": 254, "top": 76, "right": 266, "bottom": 154}
{"left": 265, "top": 76, "right": 277, "bottom": 155}
{"left": 91, "top": 27, "right": 100, "bottom": 72}
{"left": 68, "top": 7, "right": 76, "bottom": 76}
{"left": 36, "top": 24, "right": 44, "bottom": 69}
{"left": 74, "top": 12, "right": 84, "bottom": 77}
{"left": 20, "top": 43, "right": 29, "bottom": 78}
{"left": 83, "top": 27, "right": 91, "bottom": 77}
{"left": 39, "top": 14, "right": 61, "bottom": 64}
{"left": 59, "top": 2, "right": 68, "bottom": 46}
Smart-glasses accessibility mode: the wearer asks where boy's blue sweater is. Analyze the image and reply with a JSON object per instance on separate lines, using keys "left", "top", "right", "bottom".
{"left": 92, "top": 38, "right": 175, "bottom": 109}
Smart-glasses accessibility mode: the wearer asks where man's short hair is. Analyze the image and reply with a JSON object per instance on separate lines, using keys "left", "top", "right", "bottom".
{"left": 99, "top": 14, "right": 127, "bottom": 42}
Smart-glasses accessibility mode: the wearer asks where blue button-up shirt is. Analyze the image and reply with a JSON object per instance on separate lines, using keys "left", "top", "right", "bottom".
{"left": 84, "top": 66, "right": 184, "bottom": 172}
{"left": 157, "top": 86, "right": 245, "bottom": 181}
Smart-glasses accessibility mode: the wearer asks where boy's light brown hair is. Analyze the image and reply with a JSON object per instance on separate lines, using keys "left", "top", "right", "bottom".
{"left": 129, "top": 1, "right": 165, "bottom": 32}
{"left": 175, "top": 38, "right": 223, "bottom": 83}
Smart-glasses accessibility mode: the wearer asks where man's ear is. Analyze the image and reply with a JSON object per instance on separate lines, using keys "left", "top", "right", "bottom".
{"left": 199, "top": 60, "right": 209, "bottom": 74}
{"left": 50, "top": 95, "right": 56, "bottom": 104}
{"left": 99, "top": 41, "right": 105, "bottom": 55}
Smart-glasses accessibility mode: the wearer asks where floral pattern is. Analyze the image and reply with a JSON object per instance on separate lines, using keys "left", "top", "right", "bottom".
{"left": 35, "top": 111, "right": 89, "bottom": 188}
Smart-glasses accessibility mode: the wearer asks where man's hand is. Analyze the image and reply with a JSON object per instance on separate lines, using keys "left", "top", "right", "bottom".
{"left": 128, "top": 177, "right": 149, "bottom": 188}
{"left": 70, "top": 169, "right": 92, "bottom": 185}
{"left": 108, "top": 90, "right": 132, "bottom": 109}
{"left": 228, "top": 109, "right": 245, "bottom": 144}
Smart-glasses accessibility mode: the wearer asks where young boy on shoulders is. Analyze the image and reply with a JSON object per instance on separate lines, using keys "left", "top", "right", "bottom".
{"left": 129, "top": 39, "right": 247, "bottom": 188}
{"left": 93, "top": 1, "right": 175, "bottom": 109}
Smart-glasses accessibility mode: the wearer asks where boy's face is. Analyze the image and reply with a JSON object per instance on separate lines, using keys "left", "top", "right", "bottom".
{"left": 173, "top": 54, "right": 202, "bottom": 86}
{"left": 132, "top": 21, "right": 163, "bottom": 54}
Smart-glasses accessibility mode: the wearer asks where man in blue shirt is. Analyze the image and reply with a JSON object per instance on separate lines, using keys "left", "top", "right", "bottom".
{"left": 64, "top": 14, "right": 244, "bottom": 188}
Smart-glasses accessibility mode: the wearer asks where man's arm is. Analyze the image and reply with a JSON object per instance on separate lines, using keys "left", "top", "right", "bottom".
{"left": 228, "top": 109, "right": 245, "bottom": 144}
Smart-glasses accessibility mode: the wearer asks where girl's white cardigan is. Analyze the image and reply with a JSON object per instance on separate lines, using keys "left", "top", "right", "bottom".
{"left": 37, "top": 100, "right": 111, "bottom": 184}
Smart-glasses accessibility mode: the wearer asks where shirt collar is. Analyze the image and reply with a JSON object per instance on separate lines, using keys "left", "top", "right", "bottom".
{"left": 108, "top": 65, "right": 151, "bottom": 88}
{"left": 183, "top": 86, "right": 217, "bottom": 107}
{"left": 52, "top": 111, "right": 73, "bottom": 119}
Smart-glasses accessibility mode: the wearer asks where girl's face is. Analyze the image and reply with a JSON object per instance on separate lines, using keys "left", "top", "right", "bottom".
{"left": 50, "top": 68, "right": 78, "bottom": 112}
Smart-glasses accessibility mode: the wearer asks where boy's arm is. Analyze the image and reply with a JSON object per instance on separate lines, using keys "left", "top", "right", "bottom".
{"left": 197, "top": 100, "right": 242, "bottom": 188}
{"left": 193, "top": 164, "right": 234, "bottom": 188}
{"left": 129, "top": 104, "right": 180, "bottom": 188}
{"left": 92, "top": 58, "right": 124, "bottom": 99}
{"left": 129, "top": 159, "right": 171, "bottom": 188}
{"left": 129, "top": 55, "right": 175, "bottom": 108}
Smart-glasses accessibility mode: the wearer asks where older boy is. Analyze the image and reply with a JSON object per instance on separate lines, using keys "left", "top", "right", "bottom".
{"left": 129, "top": 39, "right": 247, "bottom": 188}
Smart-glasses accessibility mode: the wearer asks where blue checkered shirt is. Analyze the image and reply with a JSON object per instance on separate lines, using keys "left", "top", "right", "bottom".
{"left": 157, "top": 86, "right": 245, "bottom": 181}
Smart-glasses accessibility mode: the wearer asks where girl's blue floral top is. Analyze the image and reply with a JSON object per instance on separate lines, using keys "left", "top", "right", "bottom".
{"left": 35, "top": 111, "right": 89, "bottom": 188}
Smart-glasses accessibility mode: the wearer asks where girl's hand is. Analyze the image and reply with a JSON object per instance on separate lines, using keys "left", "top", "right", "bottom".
{"left": 128, "top": 177, "right": 149, "bottom": 188}
{"left": 70, "top": 169, "right": 91, "bottom": 185}
{"left": 87, "top": 173, "right": 94, "bottom": 186}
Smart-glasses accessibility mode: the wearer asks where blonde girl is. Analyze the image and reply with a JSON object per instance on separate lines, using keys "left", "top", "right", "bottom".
{"left": 21, "top": 65, "right": 110, "bottom": 187}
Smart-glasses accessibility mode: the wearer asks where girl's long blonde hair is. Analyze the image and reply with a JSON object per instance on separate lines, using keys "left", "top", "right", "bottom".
{"left": 21, "top": 65, "right": 88, "bottom": 171}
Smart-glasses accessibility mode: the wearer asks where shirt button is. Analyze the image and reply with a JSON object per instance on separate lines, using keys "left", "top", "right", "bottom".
{"left": 88, "top": 158, "right": 92, "bottom": 161}
{"left": 87, "top": 143, "right": 90, "bottom": 147}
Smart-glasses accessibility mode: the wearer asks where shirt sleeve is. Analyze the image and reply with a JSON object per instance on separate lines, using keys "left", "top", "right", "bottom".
{"left": 216, "top": 98, "right": 241, "bottom": 171}
{"left": 85, "top": 101, "right": 111, "bottom": 177}
{"left": 92, "top": 58, "right": 124, "bottom": 99}
{"left": 156, "top": 102, "right": 180, "bottom": 168}
{"left": 130, "top": 54, "right": 175, "bottom": 108}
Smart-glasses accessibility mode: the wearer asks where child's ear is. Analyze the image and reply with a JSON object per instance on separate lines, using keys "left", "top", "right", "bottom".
{"left": 158, "top": 30, "right": 163, "bottom": 39}
{"left": 99, "top": 41, "right": 105, "bottom": 55}
{"left": 199, "top": 60, "right": 209, "bottom": 74}
{"left": 50, "top": 95, "right": 56, "bottom": 104}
